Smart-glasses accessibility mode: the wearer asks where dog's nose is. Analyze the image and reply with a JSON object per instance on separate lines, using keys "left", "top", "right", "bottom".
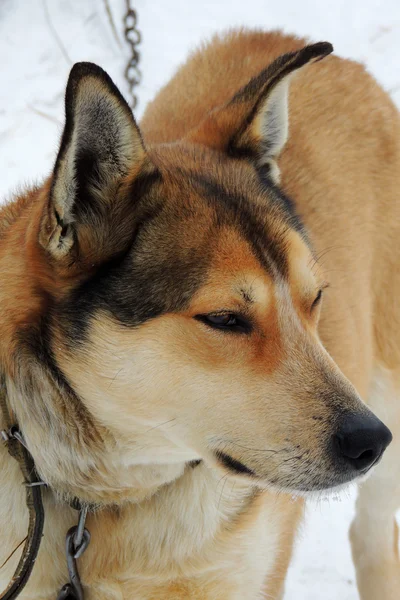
{"left": 334, "top": 413, "right": 392, "bottom": 472}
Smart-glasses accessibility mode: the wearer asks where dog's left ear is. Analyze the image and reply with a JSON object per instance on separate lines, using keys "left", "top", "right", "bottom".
{"left": 39, "top": 62, "right": 149, "bottom": 269}
{"left": 187, "top": 42, "right": 333, "bottom": 183}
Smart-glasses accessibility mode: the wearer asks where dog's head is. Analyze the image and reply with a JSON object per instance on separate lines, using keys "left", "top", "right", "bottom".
{"left": 17, "top": 42, "right": 391, "bottom": 499}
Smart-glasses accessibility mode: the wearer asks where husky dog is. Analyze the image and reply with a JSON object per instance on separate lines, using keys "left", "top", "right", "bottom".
{"left": 0, "top": 29, "right": 397, "bottom": 600}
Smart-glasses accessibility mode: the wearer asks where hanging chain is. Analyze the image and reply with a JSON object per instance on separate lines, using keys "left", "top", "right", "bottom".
{"left": 57, "top": 507, "right": 91, "bottom": 600}
{"left": 123, "top": 0, "right": 142, "bottom": 109}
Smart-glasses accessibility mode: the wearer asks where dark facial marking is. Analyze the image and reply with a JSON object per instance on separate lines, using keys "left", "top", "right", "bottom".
{"left": 189, "top": 459, "right": 202, "bottom": 469}
{"left": 18, "top": 311, "right": 99, "bottom": 442}
{"left": 22, "top": 311, "right": 77, "bottom": 397}
{"left": 188, "top": 172, "right": 295, "bottom": 276}
{"left": 215, "top": 451, "right": 255, "bottom": 476}
{"left": 256, "top": 168, "right": 305, "bottom": 235}
{"left": 60, "top": 172, "right": 214, "bottom": 342}
{"left": 238, "top": 286, "right": 254, "bottom": 304}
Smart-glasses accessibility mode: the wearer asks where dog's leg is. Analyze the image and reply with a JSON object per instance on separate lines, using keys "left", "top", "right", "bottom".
{"left": 350, "top": 366, "right": 400, "bottom": 600}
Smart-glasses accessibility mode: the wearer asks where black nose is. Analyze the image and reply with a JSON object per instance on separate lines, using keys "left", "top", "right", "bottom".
{"left": 334, "top": 413, "right": 392, "bottom": 472}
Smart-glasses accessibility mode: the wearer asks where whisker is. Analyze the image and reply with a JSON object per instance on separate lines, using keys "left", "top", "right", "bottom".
{"left": 143, "top": 418, "right": 177, "bottom": 433}
{"left": 223, "top": 441, "right": 289, "bottom": 455}
{"left": 107, "top": 367, "right": 124, "bottom": 390}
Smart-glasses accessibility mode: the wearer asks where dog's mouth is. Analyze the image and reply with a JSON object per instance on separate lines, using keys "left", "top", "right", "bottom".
{"left": 214, "top": 451, "right": 255, "bottom": 476}
{"left": 211, "top": 411, "right": 392, "bottom": 492}
{"left": 212, "top": 442, "right": 387, "bottom": 493}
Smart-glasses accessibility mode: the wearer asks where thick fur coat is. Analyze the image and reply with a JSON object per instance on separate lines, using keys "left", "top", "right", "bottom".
{"left": 0, "top": 29, "right": 398, "bottom": 599}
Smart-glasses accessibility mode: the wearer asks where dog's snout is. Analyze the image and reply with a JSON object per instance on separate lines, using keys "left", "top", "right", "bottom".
{"left": 334, "top": 413, "right": 392, "bottom": 472}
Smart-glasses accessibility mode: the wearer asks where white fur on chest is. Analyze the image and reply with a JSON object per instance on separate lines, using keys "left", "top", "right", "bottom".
{"left": 0, "top": 460, "right": 281, "bottom": 599}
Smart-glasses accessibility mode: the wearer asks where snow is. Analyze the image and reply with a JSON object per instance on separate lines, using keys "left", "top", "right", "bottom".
{"left": 1, "top": 1, "right": 399, "bottom": 598}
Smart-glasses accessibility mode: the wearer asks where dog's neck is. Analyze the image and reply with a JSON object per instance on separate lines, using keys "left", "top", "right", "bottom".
{"left": 0, "top": 439, "right": 266, "bottom": 598}
{"left": 2, "top": 364, "right": 196, "bottom": 505}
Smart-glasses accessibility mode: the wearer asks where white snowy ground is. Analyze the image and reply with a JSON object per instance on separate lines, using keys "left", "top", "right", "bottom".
{"left": 1, "top": 1, "right": 400, "bottom": 598}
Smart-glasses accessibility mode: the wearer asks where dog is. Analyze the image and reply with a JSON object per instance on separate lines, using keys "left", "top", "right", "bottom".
{"left": 0, "top": 27, "right": 398, "bottom": 600}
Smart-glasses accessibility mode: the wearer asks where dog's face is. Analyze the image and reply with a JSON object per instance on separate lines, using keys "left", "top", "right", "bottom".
{"left": 31, "top": 44, "right": 390, "bottom": 496}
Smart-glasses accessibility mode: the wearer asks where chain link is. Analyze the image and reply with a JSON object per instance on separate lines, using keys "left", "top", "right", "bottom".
{"left": 123, "top": 0, "right": 142, "bottom": 109}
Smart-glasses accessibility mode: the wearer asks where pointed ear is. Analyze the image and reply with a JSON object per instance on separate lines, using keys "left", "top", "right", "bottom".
{"left": 39, "top": 62, "right": 149, "bottom": 267}
{"left": 187, "top": 42, "right": 333, "bottom": 183}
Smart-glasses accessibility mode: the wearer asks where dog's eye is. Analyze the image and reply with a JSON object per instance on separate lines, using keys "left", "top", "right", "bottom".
{"left": 311, "top": 289, "right": 323, "bottom": 311}
{"left": 195, "top": 313, "right": 251, "bottom": 333}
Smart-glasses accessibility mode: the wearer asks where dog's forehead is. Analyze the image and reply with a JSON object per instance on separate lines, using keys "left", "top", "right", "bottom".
{"left": 151, "top": 142, "right": 305, "bottom": 240}
{"left": 146, "top": 145, "right": 295, "bottom": 248}
{"left": 149, "top": 163, "right": 303, "bottom": 280}
{"left": 65, "top": 149, "right": 311, "bottom": 338}
{"left": 136, "top": 144, "right": 313, "bottom": 285}
{"left": 188, "top": 225, "right": 274, "bottom": 312}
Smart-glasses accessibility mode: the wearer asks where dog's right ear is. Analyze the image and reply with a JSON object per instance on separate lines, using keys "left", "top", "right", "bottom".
{"left": 187, "top": 42, "right": 333, "bottom": 184}
{"left": 39, "top": 62, "right": 150, "bottom": 270}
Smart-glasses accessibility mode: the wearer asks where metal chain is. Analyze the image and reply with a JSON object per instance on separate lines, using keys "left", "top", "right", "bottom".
{"left": 123, "top": 0, "right": 142, "bottom": 109}
{"left": 57, "top": 508, "right": 91, "bottom": 600}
